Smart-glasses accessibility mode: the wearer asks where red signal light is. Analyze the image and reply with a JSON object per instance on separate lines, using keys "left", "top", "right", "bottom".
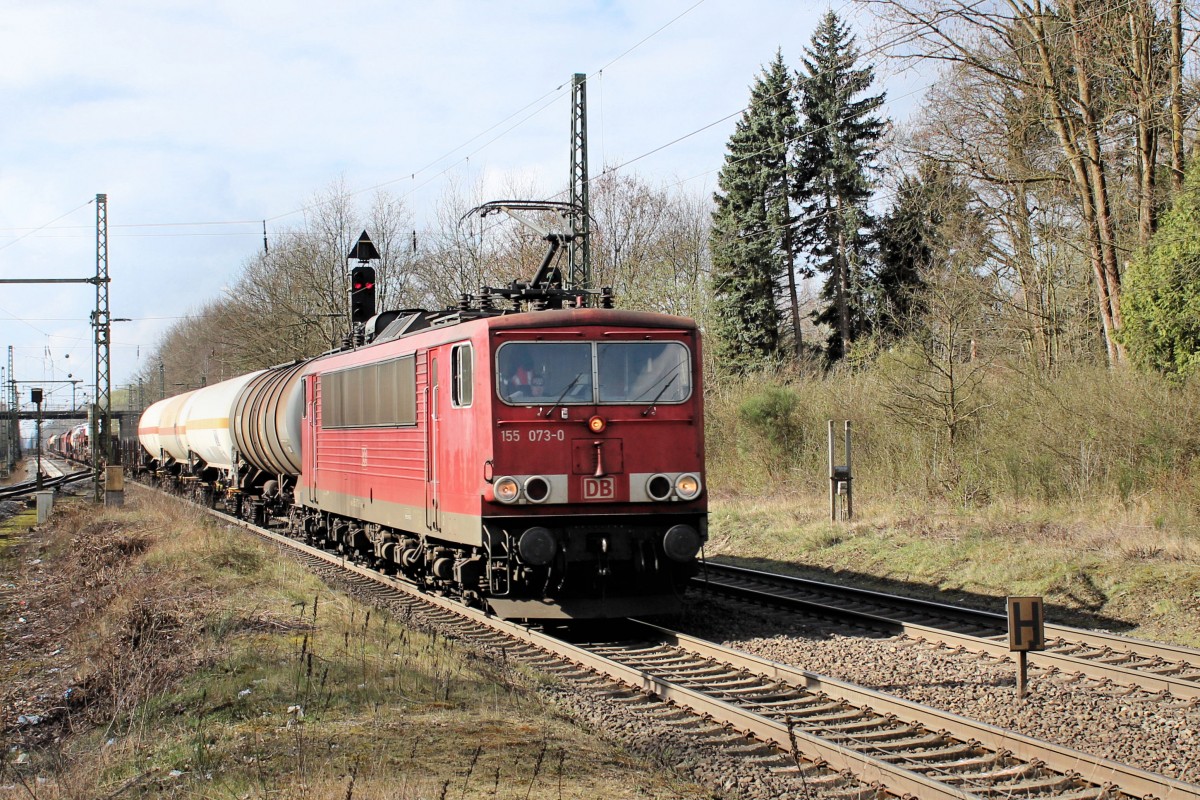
{"left": 349, "top": 264, "right": 377, "bottom": 324}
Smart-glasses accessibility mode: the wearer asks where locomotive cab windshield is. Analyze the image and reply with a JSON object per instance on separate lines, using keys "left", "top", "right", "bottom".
{"left": 497, "top": 340, "right": 691, "bottom": 405}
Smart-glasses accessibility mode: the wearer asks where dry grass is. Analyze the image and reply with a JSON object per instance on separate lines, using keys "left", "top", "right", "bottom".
{"left": 706, "top": 489, "right": 1200, "bottom": 646}
{"left": 0, "top": 493, "right": 709, "bottom": 799}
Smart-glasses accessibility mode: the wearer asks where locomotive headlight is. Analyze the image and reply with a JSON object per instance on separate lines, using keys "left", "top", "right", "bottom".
{"left": 524, "top": 475, "right": 551, "bottom": 503}
{"left": 646, "top": 474, "right": 673, "bottom": 502}
{"left": 588, "top": 415, "right": 607, "bottom": 434}
{"left": 674, "top": 473, "right": 702, "bottom": 500}
{"left": 494, "top": 476, "right": 521, "bottom": 504}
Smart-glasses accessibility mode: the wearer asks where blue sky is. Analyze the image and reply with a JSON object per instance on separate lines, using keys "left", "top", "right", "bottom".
{"left": 0, "top": 0, "right": 929, "bottom": 415}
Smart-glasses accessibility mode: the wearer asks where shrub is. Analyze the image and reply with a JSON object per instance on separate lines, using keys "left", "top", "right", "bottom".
{"left": 737, "top": 386, "right": 805, "bottom": 473}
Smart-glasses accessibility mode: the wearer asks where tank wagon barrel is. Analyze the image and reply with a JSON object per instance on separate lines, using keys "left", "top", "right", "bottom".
{"left": 154, "top": 391, "right": 196, "bottom": 464}
{"left": 231, "top": 361, "right": 307, "bottom": 477}
{"left": 175, "top": 371, "right": 264, "bottom": 471}
{"left": 137, "top": 362, "right": 307, "bottom": 477}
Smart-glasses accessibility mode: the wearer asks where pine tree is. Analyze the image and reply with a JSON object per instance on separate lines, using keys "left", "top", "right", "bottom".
{"left": 794, "top": 11, "right": 886, "bottom": 363}
{"left": 709, "top": 52, "right": 798, "bottom": 372}
{"left": 874, "top": 171, "right": 936, "bottom": 341}
{"left": 873, "top": 162, "right": 984, "bottom": 343}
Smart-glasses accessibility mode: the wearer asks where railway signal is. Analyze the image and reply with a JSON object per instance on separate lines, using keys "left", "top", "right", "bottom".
{"left": 828, "top": 420, "right": 853, "bottom": 521}
{"left": 1007, "top": 596, "right": 1046, "bottom": 698}
{"left": 347, "top": 230, "right": 381, "bottom": 328}
{"left": 30, "top": 388, "right": 43, "bottom": 490}
{"left": 350, "top": 266, "right": 376, "bottom": 324}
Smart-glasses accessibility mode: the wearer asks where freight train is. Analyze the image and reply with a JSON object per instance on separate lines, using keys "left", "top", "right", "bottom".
{"left": 134, "top": 259, "right": 707, "bottom": 620}
{"left": 48, "top": 423, "right": 90, "bottom": 462}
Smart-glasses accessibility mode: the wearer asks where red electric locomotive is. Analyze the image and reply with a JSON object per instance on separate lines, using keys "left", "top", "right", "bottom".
{"left": 138, "top": 214, "right": 707, "bottom": 619}
{"left": 292, "top": 304, "right": 706, "bottom": 618}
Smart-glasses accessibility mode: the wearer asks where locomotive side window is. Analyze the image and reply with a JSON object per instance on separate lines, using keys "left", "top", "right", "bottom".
{"left": 497, "top": 342, "right": 593, "bottom": 405}
{"left": 321, "top": 355, "right": 417, "bottom": 427}
{"left": 597, "top": 342, "right": 691, "bottom": 404}
{"left": 451, "top": 343, "right": 473, "bottom": 408}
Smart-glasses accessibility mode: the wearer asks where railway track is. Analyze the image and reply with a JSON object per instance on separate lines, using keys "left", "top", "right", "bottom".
{"left": 695, "top": 561, "right": 1200, "bottom": 700}
{"left": 0, "top": 467, "right": 91, "bottom": 501}
{"left": 130, "top": 482, "right": 1200, "bottom": 800}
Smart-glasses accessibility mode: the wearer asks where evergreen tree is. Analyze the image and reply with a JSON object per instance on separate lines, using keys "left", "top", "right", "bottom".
{"left": 1120, "top": 159, "right": 1200, "bottom": 379}
{"left": 794, "top": 11, "right": 886, "bottom": 363}
{"left": 873, "top": 168, "right": 943, "bottom": 341}
{"left": 709, "top": 52, "right": 798, "bottom": 372}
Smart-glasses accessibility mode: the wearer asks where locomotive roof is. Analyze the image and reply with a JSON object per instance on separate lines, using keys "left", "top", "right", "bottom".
{"left": 483, "top": 307, "right": 698, "bottom": 332}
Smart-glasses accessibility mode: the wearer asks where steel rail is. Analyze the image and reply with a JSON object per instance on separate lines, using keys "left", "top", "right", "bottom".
{"left": 703, "top": 561, "right": 1200, "bottom": 661}
{"left": 133, "top": 483, "right": 1200, "bottom": 800}
{"left": 172, "top": 495, "right": 961, "bottom": 799}
{"left": 700, "top": 561, "right": 1200, "bottom": 698}
{"left": 0, "top": 469, "right": 91, "bottom": 501}
{"left": 633, "top": 621, "right": 1200, "bottom": 800}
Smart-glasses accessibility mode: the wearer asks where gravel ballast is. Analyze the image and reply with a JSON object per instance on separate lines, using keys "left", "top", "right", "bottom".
{"left": 677, "top": 594, "right": 1200, "bottom": 784}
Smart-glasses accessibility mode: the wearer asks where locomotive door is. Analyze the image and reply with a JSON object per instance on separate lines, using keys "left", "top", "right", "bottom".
{"left": 304, "top": 376, "right": 317, "bottom": 504}
{"left": 425, "top": 354, "right": 441, "bottom": 532}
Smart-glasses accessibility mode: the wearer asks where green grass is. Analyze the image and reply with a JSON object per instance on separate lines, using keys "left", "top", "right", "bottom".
{"left": 0, "top": 508, "right": 37, "bottom": 550}
{"left": 704, "top": 364, "right": 1200, "bottom": 647}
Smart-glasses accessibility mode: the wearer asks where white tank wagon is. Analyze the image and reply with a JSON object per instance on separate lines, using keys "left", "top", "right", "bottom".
{"left": 145, "top": 391, "right": 196, "bottom": 463}
{"left": 231, "top": 360, "right": 309, "bottom": 477}
{"left": 171, "top": 371, "right": 265, "bottom": 471}
{"left": 136, "top": 361, "right": 311, "bottom": 485}
{"left": 136, "top": 401, "right": 168, "bottom": 461}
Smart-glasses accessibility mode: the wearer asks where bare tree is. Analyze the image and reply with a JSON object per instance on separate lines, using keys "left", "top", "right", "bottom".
{"left": 861, "top": 0, "right": 1196, "bottom": 365}
{"left": 880, "top": 270, "right": 995, "bottom": 448}
{"left": 892, "top": 61, "right": 1099, "bottom": 372}
{"left": 140, "top": 180, "right": 415, "bottom": 386}
{"left": 589, "top": 171, "right": 712, "bottom": 320}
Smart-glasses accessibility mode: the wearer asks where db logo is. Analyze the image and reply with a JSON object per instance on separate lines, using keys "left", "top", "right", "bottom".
{"left": 582, "top": 477, "right": 615, "bottom": 500}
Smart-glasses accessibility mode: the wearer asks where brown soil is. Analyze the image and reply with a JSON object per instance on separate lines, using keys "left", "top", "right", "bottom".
{"left": 0, "top": 502, "right": 210, "bottom": 758}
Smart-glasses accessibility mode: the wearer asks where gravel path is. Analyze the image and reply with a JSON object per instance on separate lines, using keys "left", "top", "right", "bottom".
{"left": 676, "top": 594, "right": 1200, "bottom": 785}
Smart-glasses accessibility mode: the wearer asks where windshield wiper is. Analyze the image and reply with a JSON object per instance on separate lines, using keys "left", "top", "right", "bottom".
{"left": 543, "top": 372, "right": 584, "bottom": 418}
{"left": 632, "top": 360, "right": 684, "bottom": 402}
{"left": 641, "top": 373, "right": 678, "bottom": 416}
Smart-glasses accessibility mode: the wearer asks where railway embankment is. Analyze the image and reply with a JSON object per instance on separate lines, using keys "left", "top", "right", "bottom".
{"left": 4, "top": 475, "right": 1197, "bottom": 798}
{"left": 0, "top": 493, "right": 708, "bottom": 799}
{"left": 704, "top": 367, "right": 1200, "bottom": 650}
{"left": 706, "top": 492, "right": 1200, "bottom": 648}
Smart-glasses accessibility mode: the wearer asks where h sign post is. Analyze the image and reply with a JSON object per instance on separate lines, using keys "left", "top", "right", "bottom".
{"left": 1007, "top": 596, "right": 1045, "bottom": 698}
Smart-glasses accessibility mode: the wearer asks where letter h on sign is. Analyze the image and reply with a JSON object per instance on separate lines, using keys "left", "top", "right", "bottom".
{"left": 1007, "top": 596, "right": 1046, "bottom": 651}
